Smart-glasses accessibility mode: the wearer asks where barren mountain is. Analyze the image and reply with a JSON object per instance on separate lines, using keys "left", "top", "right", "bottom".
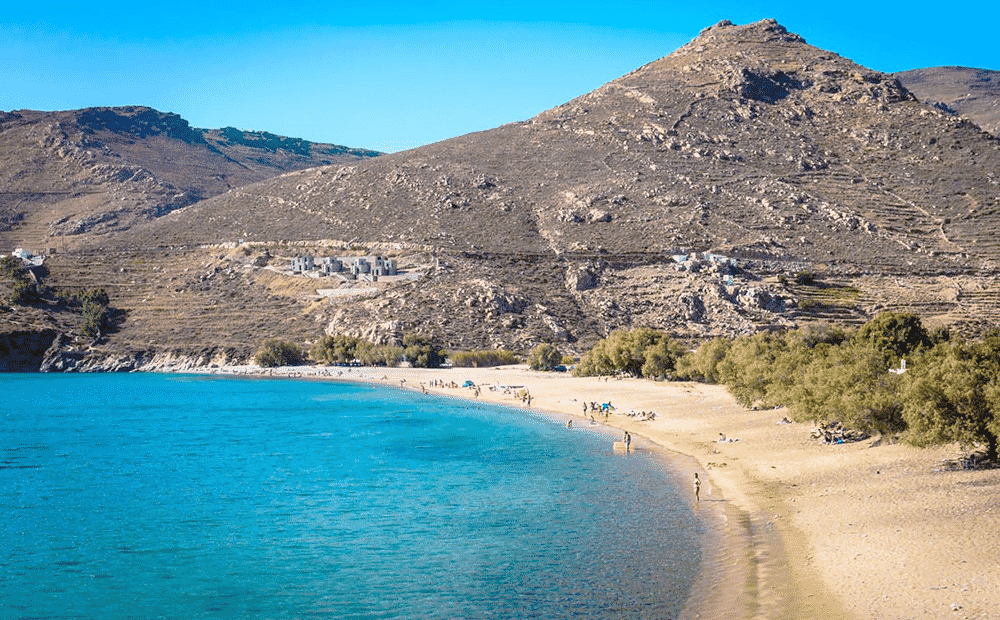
{"left": 895, "top": 66, "right": 1000, "bottom": 137}
{"left": 138, "top": 20, "right": 1000, "bottom": 272}
{"left": 6, "top": 19, "right": 1000, "bottom": 370}
{"left": 0, "top": 106, "right": 379, "bottom": 250}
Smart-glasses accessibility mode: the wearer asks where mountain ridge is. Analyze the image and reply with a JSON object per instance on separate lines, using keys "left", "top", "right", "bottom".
{"left": 0, "top": 105, "right": 380, "bottom": 250}
{"left": 894, "top": 66, "right": 1000, "bottom": 137}
{"left": 132, "top": 19, "right": 1000, "bottom": 271}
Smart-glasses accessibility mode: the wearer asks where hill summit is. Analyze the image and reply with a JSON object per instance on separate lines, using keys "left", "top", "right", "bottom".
{"left": 5, "top": 20, "right": 1000, "bottom": 369}
{"left": 0, "top": 106, "right": 379, "bottom": 250}
{"left": 139, "top": 19, "right": 1000, "bottom": 272}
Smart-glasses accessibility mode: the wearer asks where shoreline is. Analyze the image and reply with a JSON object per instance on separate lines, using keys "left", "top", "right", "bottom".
{"left": 199, "top": 363, "right": 1000, "bottom": 620}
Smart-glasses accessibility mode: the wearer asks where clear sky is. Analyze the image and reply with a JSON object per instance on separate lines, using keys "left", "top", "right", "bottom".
{"left": 3, "top": 1, "right": 997, "bottom": 153}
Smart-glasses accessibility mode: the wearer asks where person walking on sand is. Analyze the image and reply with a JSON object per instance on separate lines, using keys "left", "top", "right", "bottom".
{"left": 693, "top": 472, "right": 701, "bottom": 501}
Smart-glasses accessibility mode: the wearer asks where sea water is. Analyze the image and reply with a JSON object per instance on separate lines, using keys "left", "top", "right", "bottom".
{"left": 1, "top": 373, "right": 701, "bottom": 619}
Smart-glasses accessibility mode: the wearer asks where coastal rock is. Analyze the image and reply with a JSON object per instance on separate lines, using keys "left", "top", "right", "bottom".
{"left": 39, "top": 332, "right": 84, "bottom": 372}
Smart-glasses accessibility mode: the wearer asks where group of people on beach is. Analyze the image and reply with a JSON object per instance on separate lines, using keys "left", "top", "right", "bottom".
{"left": 582, "top": 401, "right": 614, "bottom": 414}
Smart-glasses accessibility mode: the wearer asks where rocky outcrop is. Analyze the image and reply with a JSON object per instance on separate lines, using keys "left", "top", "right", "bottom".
{"left": 36, "top": 343, "right": 249, "bottom": 373}
{"left": 566, "top": 263, "right": 600, "bottom": 291}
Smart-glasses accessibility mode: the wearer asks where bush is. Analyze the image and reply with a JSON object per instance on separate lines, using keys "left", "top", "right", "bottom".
{"left": 527, "top": 344, "right": 562, "bottom": 371}
{"left": 715, "top": 331, "right": 788, "bottom": 408}
{"left": 450, "top": 349, "right": 519, "bottom": 367}
{"left": 357, "top": 344, "right": 404, "bottom": 367}
{"left": 787, "top": 343, "right": 905, "bottom": 434}
{"left": 704, "top": 318, "right": 1000, "bottom": 457}
{"left": 79, "top": 288, "right": 110, "bottom": 307}
{"left": 255, "top": 339, "right": 304, "bottom": 367}
{"left": 9, "top": 279, "right": 40, "bottom": 305}
{"left": 901, "top": 336, "right": 1000, "bottom": 461}
{"left": 403, "top": 333, "right": 445, "bottom": 368}
{"left": 0, "top": 255, "right": 21, "bottom": 278}
{"left": 675, "top": 337, "right": 732, "bottom": 383}
{"left": 81, "top": 300, "right": 109, "bottom": 340}
{"left": 574, "top": 328, "right": 683, "bottom": 378}
{"left": 711, "top": 326, "right": 907, "bottom": 433}
{"left": 641, "top": 338, "right": 687, "bottom": 379}
{"left": 852, "top": 311, "right": 929, "bottom": 370}
{"left": 794, "top": 271, "right": 815, "bottom": 286}
{"left": 311, "top": 334, "right": 405, "bottom": 367}
{"left": 311, "top": 334, "right": 364, "bottom": 364}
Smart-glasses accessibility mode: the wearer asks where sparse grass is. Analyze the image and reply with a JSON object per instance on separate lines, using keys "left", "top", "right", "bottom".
{"left": 792, "top": 280, "right": 863, "bottom": 307}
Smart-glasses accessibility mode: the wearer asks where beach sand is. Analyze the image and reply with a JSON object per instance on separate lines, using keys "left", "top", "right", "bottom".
{"left": 211, "top": 364, "right": 1000, "bottom": 619}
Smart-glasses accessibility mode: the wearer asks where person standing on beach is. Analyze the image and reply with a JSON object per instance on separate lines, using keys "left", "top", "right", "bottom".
{"left": 624, "top": 431, "right": 631, "bottom": 451}
{"left": 693, "top": 472, "right": 701, "bottom": 501}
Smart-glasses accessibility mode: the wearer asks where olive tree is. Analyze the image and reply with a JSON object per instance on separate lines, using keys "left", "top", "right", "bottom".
{"left": 403, "top": 333, "right": 445, "bottom": 368}
{"left": 901, "top": 335, "right": 1000, "bottom": 461}
{"left": 254, "top": 339, "right": 304, "bottom": 367}
{"left": 528, "top": 343, "right": 562, "bottom": 371}
{"left": 853, "top": 311, "right": 929, "bottom": 370}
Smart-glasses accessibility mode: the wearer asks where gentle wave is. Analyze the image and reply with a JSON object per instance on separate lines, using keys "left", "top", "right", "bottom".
{"left": 1, "top": 373, "right": 701, "bottom": 619}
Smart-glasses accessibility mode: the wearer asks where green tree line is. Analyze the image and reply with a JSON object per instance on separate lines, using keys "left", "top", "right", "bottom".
{"left": 257, "top": 333, "right": 481, "bottom": 370}
{"left": 255, "top": 334, "right": 572, "bottom": 372}
{"left": 573, "top": 315, "right": 1000, "bottom": 461}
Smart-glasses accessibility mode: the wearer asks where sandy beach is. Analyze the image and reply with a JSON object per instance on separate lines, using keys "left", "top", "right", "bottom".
{"left": 209, "top": 363, "right": 1000, "bottom": 619}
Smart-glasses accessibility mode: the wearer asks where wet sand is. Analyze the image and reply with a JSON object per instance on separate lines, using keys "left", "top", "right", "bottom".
{"left": 205, "top": 363, "right": 1000, "bottom": 620}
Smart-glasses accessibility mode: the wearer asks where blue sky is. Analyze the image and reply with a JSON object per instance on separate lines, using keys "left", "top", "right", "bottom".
{"left": 2, "top": 1, "right": 997, "bottom": 153}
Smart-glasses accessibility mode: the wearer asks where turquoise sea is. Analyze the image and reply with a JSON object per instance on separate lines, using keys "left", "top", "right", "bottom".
{"left": 1, "top": 373, "right": 702, "bottom": 619}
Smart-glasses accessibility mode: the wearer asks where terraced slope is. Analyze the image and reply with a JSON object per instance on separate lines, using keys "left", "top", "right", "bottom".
{"left": 39, "top": 246, "right": 327, "bottom": 358}
{"left": 7, "top": 20, "right": 1000, "bottom": 368}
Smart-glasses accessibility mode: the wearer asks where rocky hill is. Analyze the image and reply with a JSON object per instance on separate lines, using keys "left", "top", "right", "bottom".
{"left": 0, "top": 106, "right": 380, "bottom": 251}
{"left": 895, "top": 67, "right": 1000, "bottom": 137}
{"left": 5, "top": 20, "right": 1000, "bottom": 370}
